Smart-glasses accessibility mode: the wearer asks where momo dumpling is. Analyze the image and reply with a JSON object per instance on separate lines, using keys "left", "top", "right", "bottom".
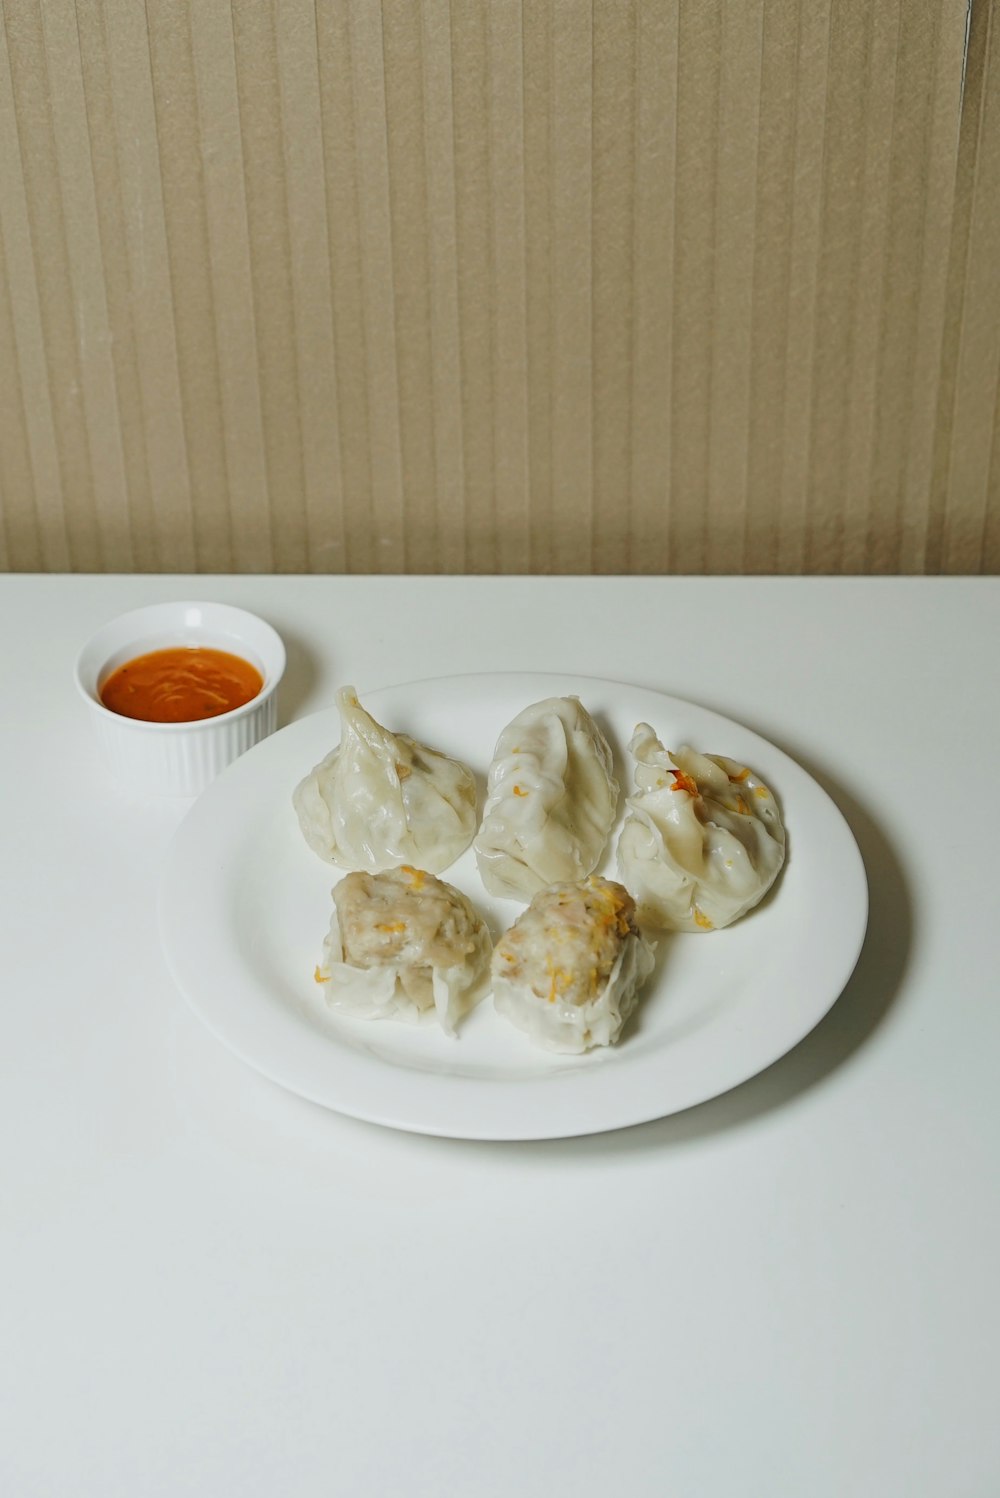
{"left": 617, "top": 724, "right": 785, "bottom": 931}
{"left": 474, "top": 697, "right": 619, "bottom": 900}
{"left": 492, "top": 876, "right": 655, "bottom": 1053}
{"left": 293, "top": 687, "right": 477, "bottom": 874}
{"left": 315, "top": 865, "right": 492, "bottom": 1036}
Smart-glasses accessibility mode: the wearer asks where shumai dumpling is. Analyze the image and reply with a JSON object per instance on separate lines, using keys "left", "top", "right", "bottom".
{"left": 491, "top": 876, "right": 655, "bottom": 1053}
{"left": 617, "top": 724, "right": 785, "bottom": 932}
{"left": 474, "top": 696, "right": 619, "bottom": 901}
{"left": 315, "top": 865, "right": 492, "bottom": 1036}
{"left": 294, "top": 687, "right": 477, "bottom": 874}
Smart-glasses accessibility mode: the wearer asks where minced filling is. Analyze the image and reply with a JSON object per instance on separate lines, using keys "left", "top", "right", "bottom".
{"left": 493, "top": 876, "right": 639, "bottom": 1006}
{"left": 334, "top": 865, "right": 480, "bottom": 1002}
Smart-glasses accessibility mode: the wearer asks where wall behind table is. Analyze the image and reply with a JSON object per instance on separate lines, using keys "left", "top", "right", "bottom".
{"left": 0, "top": 0, "right": 996, "bottom": 575}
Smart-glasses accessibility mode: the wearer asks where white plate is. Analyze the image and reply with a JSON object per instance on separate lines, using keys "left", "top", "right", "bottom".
{"left": 158, "top": 673, "right": 868, "bottom": 1140}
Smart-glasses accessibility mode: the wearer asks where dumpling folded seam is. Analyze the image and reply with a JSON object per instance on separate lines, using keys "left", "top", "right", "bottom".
{"left": 617, "top": 724, "right": 785, "bottom": 931}
{"left": 294, "top": 687, "right": 478, "bottom": 874}
{"left": 474, "top": 696, "right": 619, "bottom": 901}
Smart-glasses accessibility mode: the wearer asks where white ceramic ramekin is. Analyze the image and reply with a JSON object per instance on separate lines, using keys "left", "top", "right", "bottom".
{"left": 75, "top": 601, "right": 286, "bottom": 795}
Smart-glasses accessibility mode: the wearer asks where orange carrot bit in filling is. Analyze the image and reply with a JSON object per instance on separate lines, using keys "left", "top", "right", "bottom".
{"left": 400, "top": 865, "right": 426, "bottom": 889}
{"left": 669, "top": 769, "right": 699, "bottom": 796}
{"left": 314, "top": 966, "right": 328, "bottom": 984}
{"left": 543, "top": 956, "right": 558, "bottom": 1004}
{"left": 512, "top": 784, "right": 528, "bottom": 797}
{"left": 753, "top": 784, "right": 770, "bottom": 798}
{"left": 543, "top": 957, "right": 573, "bottom": 1004}
{"left": 693, "top": 907, "right": 714, "bottom": 930}
{"left": 735, "top": 794, "right": 750, "bottom": 815}
{"left": 729, "top": 766, "right": 751, "bottom": 783}
{"left": 375, "top": 921, "right": 407, "bottom": 933}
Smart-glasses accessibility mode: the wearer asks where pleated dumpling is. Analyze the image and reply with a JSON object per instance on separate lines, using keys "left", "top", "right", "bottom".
{"left": 617, "top": 724, "right": 785, "bottom": 932}
{"left": 473, "top": 696, "right": 619, "bottom": 900}
{"left": 315, "top": 865, "right": 492, "bottom": 1036}
{"left": 293, "top": 687, "right": 477, "bottom": 874}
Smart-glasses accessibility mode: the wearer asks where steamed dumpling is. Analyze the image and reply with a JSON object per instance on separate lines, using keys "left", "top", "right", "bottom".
{"left": 315, "top": 865, "right": 491, "bottom": 1036}
{"left": 617, "top": 724, "right": 785, "bottom": 931}
{"left": 491, "top": 876, "right": 655, "bottom": 1052}
{"left": 473, "top": 697, "right": 619, "bottom": 900}
{"left": 294, "top": 687, "right": 477, "bottom": 874}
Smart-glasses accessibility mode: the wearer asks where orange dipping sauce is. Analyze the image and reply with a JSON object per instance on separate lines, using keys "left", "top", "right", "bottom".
{"left": 100, "top": 646, "right": 263, "bottom": 723}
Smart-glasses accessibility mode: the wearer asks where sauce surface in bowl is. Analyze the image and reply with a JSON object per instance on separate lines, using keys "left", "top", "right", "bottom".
{"left": 100, "top": 646, "right": 263, "bottom": 723}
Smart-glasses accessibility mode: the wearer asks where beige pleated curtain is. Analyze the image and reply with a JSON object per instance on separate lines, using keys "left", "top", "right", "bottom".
{"left": 1, "top": 0, "right": 998, "bottom": 574}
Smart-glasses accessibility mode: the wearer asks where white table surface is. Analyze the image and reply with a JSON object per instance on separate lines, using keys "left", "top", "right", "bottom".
{"left": 2, "top": 574, "right": 998, "bottom": 1498}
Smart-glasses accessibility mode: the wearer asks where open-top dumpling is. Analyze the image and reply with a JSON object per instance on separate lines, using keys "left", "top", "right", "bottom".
{"left": 491, "top": 876, "right": 655, "bottom": 1052}
{"left": 294, "top": 687, "right": 477, "bottom": 874}
{"left": 617, "top": 724, "right": 785, "bottom": 931}
{"left": 315, "top": 865, "right": 492, "bottom": 1036}
{"left": 474, "top": 696, "right": 619, "bottom": 901}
